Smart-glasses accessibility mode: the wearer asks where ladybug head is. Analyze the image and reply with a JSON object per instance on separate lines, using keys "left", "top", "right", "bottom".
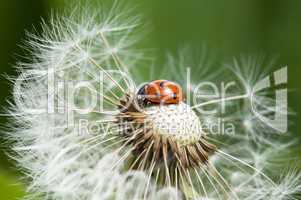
{"left": 137, "top": 80, "right": 183, "bottom": 106}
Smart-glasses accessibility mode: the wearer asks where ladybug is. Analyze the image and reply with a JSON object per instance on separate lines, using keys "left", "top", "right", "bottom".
{"left": 137, "top": 80, "right": 183, "bottom": 105}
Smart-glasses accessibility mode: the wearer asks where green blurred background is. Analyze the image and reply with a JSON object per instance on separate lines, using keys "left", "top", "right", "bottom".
{"left": 0, "top": 0, "right": 300, "bottom": 199}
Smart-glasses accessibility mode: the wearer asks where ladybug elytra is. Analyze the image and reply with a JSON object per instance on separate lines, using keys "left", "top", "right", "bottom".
{"left": 137, "top": 80, "right": 183, "bottom": 105}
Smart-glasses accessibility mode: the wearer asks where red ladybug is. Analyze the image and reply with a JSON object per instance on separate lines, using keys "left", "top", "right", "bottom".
{"left": 137, "top": 80, "right": 183, "bottom": 105}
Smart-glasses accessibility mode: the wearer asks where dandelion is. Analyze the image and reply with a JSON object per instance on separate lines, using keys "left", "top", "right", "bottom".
{"left": 5, "top": 1, "right": 301, "bottom": 200}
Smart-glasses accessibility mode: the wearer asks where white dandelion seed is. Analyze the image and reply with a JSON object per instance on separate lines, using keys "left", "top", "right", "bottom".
{"left": 4, "top": 1, "right": 301, "bottom": 200}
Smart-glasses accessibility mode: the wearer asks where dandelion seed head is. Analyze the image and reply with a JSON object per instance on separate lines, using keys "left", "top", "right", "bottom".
{"left": 5, "top": 1, "right": 301, "bottom": 200}
{"left": 145, "top": 102, "right": 203, "bottom": 145}
{"left": 239, "top": 169, "right": 301, "bottom": 200}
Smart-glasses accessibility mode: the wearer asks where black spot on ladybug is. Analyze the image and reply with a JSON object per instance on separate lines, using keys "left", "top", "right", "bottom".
{"left": 159, "top": 81, "right": 165, "bottom": 88}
